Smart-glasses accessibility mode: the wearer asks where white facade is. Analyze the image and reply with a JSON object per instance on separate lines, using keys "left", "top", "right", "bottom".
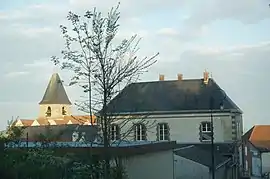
{"left": 118, "top": 112, "right": 243, "bottom": 143}
{"left": 123, "top": 150, "right": 174, "bottom": 179}
{"left": 262, "top": 152, "right": 270, "bottom": 174}
{"left": 174, "top": 155, "right": 209, "bottom": 179}
{"left": 174, "top": 154, "right": 233, "bottom": 179}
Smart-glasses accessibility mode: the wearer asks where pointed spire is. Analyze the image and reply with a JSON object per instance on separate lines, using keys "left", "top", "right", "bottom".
{"left": 39, "top": 73, "right": 72, "bottom": 105}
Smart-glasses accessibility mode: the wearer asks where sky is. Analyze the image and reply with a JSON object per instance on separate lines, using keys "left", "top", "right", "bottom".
{"left": 0, "top": 0, "right": 269, "bottom": 131}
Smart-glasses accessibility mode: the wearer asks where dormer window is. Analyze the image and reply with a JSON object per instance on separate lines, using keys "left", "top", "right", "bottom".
{"left": 46, "top": 106, "right": 51, "bottom": 117}
{"left": 62, "top": 106, "right": 66, "bottom": 115}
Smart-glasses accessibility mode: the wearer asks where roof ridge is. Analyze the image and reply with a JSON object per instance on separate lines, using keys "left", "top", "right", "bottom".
{"left": 131, "top": 78, "right": 205, "bottom": 85}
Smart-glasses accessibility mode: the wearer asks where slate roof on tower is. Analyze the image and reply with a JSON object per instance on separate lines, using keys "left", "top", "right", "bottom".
{"left": 39, "top": 73, "right": 72, "bottom": 105}
{"left": 106, "top": 77, "right": 242, "bottom": 114}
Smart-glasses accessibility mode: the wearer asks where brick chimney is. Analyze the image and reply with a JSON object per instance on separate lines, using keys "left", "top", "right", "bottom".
{"left": 203, "top": 70, "right": 209, "bottom": 85}
{"left": 177, "top": 74, "right": 183, "bottom": 81}
{"left": 159, "top": 74, "right": 165, "bottom": 81}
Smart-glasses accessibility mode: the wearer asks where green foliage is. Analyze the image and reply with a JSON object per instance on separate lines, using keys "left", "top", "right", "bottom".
{"left": 1, "top": 148, "right": 128, "bottom": 179}
{"left": 0, "top": 125, "right": 128, "bottom": 179}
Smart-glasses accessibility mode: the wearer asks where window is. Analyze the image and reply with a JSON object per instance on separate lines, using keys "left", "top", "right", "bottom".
{"left": 245, "top": 146, "right": 248, "bottom": 156}
{"left": 157, "top": 123, "right": 170, "bottom": 141}
{"left": 200, "top": 121, "right": 212, "bottom": 142}
{"left": 111, "top": 124, "right": 120, "bottom": 141}
{"left": 236, "top": 122, "right": 239, "bottom": 138}
{"left": 62, "top": 106, "right": 66, "bottom": 115}
{"left": 134, "top": 123, "right": 147, "bottom": 141}
{"left": 46, "top": 106, "right": 51, "bottom": 117}
{"left": 245, "top": 160, "right": 248, "bottom": 171}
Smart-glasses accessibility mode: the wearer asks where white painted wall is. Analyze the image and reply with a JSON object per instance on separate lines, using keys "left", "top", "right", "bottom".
{"left": 262, "top": 152, "right": 270, "bottom": 174}
{"left": 174, "top": 155, "right": 209, "bottom": 179}
{"left": 174, "top": 155, "right": 233, "bottom": 179}
{"left": 119, "top": 112, "right": 242, "bottom": 143}
{"left": 123, "top": 150, "right": 174, "bottom": 179}
{"left": 252, "top": 156, "right": 261, "bottom": 176}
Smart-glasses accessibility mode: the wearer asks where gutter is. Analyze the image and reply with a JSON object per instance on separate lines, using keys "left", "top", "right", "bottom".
{"left": 102, "top": 109, "right": 241, "bottom": 116}
{"left": 215, "top": 158, "right": 232, "bottom": 170}
{"left": 174, "top": 145, "right": 195, "bottom": 152}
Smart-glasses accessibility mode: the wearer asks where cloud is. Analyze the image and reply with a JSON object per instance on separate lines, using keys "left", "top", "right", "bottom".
{"left": 0, "top": 3, "right": 68, "bottom": 25}
{"left": 185, "top": 41, "right": 270, "bottom": 58}
{"left": 116, "top": 29, "right": 148, "bottom": 40}
{"left": 156, "top": 25, "right": 209, "bottom": 42}
{"left": 68, "top": 0, "right": 270, "bottom": 32}
{"left": 68, "top": 0, "right": 189, "bottom": 14}
{"left": 0, "top": 0, "right": 269, "bottom": 131}
{"left": 5, "top": 71, "right": 30, "bottom": 78}
{"left": 23, "top": 60, "right": 51, "bottom": 68}
{"left": 15, "top": 25, "right": 54, "bottom": 37}
{"left": 184, "top": 0, "right": 270, "bottom": 28}
{"left": 143, "top": 41, "right": 270, "bottom": 130}
{"left": 157, "top": 28, "right": 179, "bottom": 37}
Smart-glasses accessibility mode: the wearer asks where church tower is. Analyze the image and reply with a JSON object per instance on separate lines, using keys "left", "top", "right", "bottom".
{"left": 39, "top": 73, "right": 72, "bottom": 119}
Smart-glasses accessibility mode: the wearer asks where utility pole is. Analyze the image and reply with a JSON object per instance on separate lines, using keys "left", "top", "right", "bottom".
{"left": 209, "top": 89, "right": 226, "bottom": 179}
{"left": 210, "top": 96, "right": 215, "bottom": 179}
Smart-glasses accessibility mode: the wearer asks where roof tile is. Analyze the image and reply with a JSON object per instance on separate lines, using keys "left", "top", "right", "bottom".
{"left": 107, "top": 78, "right": 241, "bottom": 113}
{"left": 245, "top": 125, "right": 270, "bottom": 150}
{"left": 250, "top": 125, "right": 270, "bottom": 141}
{"left": 16, "top": 115, "right": 96, "bottom": 127}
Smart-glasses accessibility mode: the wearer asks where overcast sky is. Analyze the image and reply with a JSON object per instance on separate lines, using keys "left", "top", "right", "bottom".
{"left": 0, "top": 0, "right": 269, "bottom": 131}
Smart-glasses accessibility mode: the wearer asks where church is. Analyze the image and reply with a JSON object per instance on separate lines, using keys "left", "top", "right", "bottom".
{"left": 12, "top": 73, "right": 97, "bottom": 142}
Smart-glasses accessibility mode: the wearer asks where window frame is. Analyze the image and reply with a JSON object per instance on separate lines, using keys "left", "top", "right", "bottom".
{"left": 200, "top": 121, "right": 212, "bottom": 142}
{"left": 245, "top": 160, "right": 248, "bottom": 171}
{"left": 157, "top": 123, "right": 170, "bottom": 141}
{"left": 245, "top": 146, "right": 248, "bottom": 156}
{"left": 134, "top": 123, "right": 147, "bottom": 141}
{"left": 110, "top": 124, "right": 120, "bottom": 141}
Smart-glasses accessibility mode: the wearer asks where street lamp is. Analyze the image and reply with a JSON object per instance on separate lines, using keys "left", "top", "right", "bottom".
{"left": 210, "top": 89, "right": 226, "bottom": 179}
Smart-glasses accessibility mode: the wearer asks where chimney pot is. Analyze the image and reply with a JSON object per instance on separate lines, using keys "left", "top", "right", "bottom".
{"left": 203, "top": 70, "right": 209, "bottom": 84}
{"left": 159, "top": 74, "right": 165, "bottom": 81}
{"left": 177, "top": 74, "right": 183, "bottom": 81}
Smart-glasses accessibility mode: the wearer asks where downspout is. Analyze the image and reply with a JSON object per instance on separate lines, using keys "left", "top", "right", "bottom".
{"left": 172, "top": 151, "right": 175, "bottom": 179}
{"left": 260, "top": 151, "right": 263, "bottom": 177}
{"left": 235, "top": 120, "right": 238, "bottom": 179}
{"left": 241, "top": 142, "right": 246, "bottom": 177}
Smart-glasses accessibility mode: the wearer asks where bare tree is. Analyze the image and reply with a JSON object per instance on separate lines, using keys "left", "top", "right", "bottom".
{"left": 52, "top": 3, "right": 159, "bottom": 178}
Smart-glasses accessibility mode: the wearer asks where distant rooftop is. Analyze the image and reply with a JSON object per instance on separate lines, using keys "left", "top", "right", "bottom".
{"left": 243, "top": 125, "right": 270, "bottom": 151}
{"left": 5, "top": 141, "right": 177, "bottom": 156}
{"left": 6, "top": 140, "right": 169, "bottom": 148}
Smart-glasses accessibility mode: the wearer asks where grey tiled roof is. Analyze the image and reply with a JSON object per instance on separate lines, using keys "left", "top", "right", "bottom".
{"left": 176, "top": 142, "right": 236, "bottom": 155}
{"left": 107, "top": 78, "right": 241, "bottom": 114}
{"left": 174, "top": 144, "right": 231, "bottom": 168}
{"left": 39, "top": 73, "right": 71, "bottom": 105}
